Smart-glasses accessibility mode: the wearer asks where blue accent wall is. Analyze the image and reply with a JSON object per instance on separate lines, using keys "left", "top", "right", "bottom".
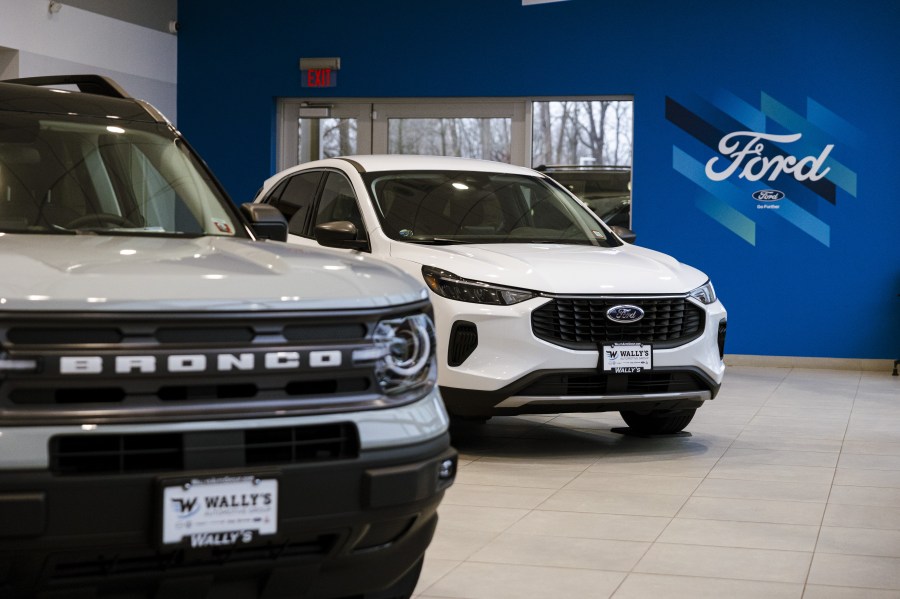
{"left": 177, "top": 0, "right": 900, "bottom": 360}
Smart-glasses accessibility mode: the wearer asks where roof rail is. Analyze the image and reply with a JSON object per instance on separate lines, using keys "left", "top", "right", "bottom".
{"left": 1, "top": 75, "right": 131, "bottom": 99}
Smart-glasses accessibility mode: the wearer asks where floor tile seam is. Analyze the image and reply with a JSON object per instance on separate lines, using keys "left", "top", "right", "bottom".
{"left": 629, "top": 568, "right": 811, "bottom": 586}
{"left": 463, "top": 556, "right": 639, "bottom": 574}
{"left": 527, "top": 506, "right": 670, "bottom": 519}
{"left": 443, "top": 481, "right": 561, "bottom": 493}
{"left": 724, "top": 448, "right": 846, "bottom": 457}
{"left": 667, "top": 515, "right": 819, "bottom": 529}
{"left": 478, "top": 529, "right": 653, "bottom": 547}
{"left": 833, "top": 465, "right": 900, "bottom": 473}
{"left": 451, "top": 480, "right": 578, "bottom": 491}
{"left": 414, "top": 560, "right": 468, "bottom": 599}
{"left": 562, "top": 472, "right": 704, "bottom": 492}
{"left": 671, "top": 507, "right": 821, "bottom": 526}
{"left": 441, "top": 523, "right": 509, "bottom": 565}
{"left": 464, "top": 461, "right": 599, "bottom": 471}
{"left": 609, "top": 572, "right": 804, "bottom": 599}
{"left": 648, "top": 540, "right": 816, "bottom": 556}
{"left": 620, "top": 463, "right": 708, "bottom": 588}
{"left": 617, "top": 569, "right": 808, "bottom": 588}
{"left": 571, "top": 471, "right": 710, "bottom": 480}
{"left": 668, "top": 395, "right": 746, "bottom": 532}
{"left": 563, "top": 488, "right": 702, "bottom": 499}
{"left": 713, "top": 461, "right": 839, "bottom": 470}
{"left": 691, "top": 491, "right": 829, "bottom": 503}
{"left": 543, "top": 485, "right": 703, "bottom": 502}
{"left": 804, "top": 581, "right": 900, "bottom": 593}
{"left": 802, "top": 368, "right": 856, "bottom": 595}
{"left": 818, "top": 519, "right": 900, "bottom": 532}
{"left": 811, "top": 546, "right": 900, "bottom": 560}
{"left": 678, "top": 404, "right": 827, "bottom": 529}
{"left": 695, "top": 478, "right": 833, "bottom": 490}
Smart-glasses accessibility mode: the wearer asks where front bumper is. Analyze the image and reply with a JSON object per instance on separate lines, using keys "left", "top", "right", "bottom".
{"left": 0, "top": 439, "right": 455, "bottom": 599}
{"left": 432, "top": 295, "right": 726, "bottom": 417}
{"left": 0, "top": 392, "right": 456, "bottom": 598}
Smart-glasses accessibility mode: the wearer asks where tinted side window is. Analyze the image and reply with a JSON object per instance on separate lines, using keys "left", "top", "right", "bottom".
{"left": 269, "top": 171, "right": 322, "bottom": 236}
{"left": 314, "top": 172, "right": 365, "bottom": 238}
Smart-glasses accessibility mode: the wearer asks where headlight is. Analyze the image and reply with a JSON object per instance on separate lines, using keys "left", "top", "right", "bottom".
{"left": 422, "top": 266, "right": 535, "bottom": 306}
{"left": 369, "top": 313, "right": 436, "bottom": 396}
{"left": 689, "top": 281, "right": 717, "bottom": 304}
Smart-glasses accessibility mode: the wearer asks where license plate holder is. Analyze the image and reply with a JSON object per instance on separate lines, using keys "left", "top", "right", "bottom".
{"left": 602, "top": 343, "right": 653, "bottom": 373}
{"left": 159, "top": 474, "right": 278, "bottom": 549}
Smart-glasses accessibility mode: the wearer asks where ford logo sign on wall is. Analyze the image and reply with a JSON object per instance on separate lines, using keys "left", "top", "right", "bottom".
{"left": 606, "top": 305, "right": 645, "bottom": 323}
{"left": 752, "top": 189, "right": 785, "bottom": 202}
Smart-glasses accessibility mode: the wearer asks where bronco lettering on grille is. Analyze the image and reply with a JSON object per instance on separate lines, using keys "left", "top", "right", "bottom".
{"left": 58, "top": 351, "right": 343, "bottom": 375}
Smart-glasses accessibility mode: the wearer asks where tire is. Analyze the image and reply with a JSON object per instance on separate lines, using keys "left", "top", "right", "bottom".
{"left": 619, "top": 408, "right": 697, "bottom": 434}
{"left": 361, "top": 558, "right": 423, "bottom": 599}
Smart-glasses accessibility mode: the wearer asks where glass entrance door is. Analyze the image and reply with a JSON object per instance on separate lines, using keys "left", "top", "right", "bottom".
{"left": 277, "top": 102, "right": 370, "bottom": 172}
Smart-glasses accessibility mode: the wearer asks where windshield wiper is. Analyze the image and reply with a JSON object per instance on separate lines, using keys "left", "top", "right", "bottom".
{"left": 402, "top": 237, "right": 469, "bottom": 245}
{"left": 507, "top": 239, "right": 592, "bottom": 245}
{"left": 0, "top": 226, "right": 76, "bottom": 235}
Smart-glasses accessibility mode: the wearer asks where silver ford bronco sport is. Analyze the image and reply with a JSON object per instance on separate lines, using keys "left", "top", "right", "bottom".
{"left": 0, "top": 75, "right": 455, "bottom": 599}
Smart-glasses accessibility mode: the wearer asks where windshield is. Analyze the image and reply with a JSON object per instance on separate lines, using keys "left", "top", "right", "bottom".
{"left": 0, "top": 113, "right": 243, "bottom": 237}
{"left": 364, "top": 170, "right": 620, "bottom": 247}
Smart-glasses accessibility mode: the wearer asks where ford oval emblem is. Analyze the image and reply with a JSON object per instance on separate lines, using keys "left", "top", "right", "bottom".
{"left": 752, "top": 189, "right": 785, "bottom": 202}
{"left": 606, "top": 305, "right": 644, "bottom": 323}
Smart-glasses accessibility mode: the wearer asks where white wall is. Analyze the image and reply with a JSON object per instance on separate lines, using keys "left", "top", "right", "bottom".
{"left": 0, "top": 0, "right": 177, "bottom": 122}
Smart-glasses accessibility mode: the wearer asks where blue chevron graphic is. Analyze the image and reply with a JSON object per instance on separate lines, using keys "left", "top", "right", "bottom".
{"left": 667, "top": 91, "right": 856, "bottom": 247}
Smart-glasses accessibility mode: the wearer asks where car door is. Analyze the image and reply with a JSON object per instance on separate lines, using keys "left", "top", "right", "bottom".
{"left": 262, "top": 170, "right": 322, "bottom": 248}
{"left": 307, "top": 170, "right": 370, "bottom": 252}
{"left": 265, "top": 169, "right": 369, "bottom": 253}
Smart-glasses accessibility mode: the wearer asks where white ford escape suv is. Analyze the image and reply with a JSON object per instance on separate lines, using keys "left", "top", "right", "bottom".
{"left": 255, "top": 155, "right": 727, "bottom": 434}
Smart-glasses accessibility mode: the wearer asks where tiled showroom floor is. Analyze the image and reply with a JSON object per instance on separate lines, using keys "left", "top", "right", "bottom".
{"left": 413, "top": 366, "right": 900, "bottom": 598}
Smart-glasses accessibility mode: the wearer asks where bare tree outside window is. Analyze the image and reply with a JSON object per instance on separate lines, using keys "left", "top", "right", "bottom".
{"left": 297, "top": 117, "right": 358, "bottom": 163}
{"left": 389, "top": 118, "right": 511, "bottom": 162}
{"left": 532, "top": 100, "right": 633, "bottom": 167}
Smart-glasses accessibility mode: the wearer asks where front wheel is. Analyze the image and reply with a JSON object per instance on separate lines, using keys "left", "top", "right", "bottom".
{"left": 619, "top": 408, "right": 697, "bottom": 435}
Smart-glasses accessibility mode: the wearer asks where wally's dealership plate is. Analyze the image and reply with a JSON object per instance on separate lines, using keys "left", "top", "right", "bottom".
{"left": 602, "top": 343, "right": 652, "bottom": 373}
{"left": 161, "top": 475, "right": 278, "bottom": 548}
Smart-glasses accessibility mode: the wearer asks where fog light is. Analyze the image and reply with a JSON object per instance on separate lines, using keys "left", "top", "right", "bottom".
{"left": 439, "top": 458, "right": 456, "bottom": 480}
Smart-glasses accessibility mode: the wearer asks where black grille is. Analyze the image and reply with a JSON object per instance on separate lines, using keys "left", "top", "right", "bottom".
{"left": 518, "top": 371, "right": 709, "bottom": 396}
{"left": 447, "top": 321, "right": 478, "bottom": 367}
{"left": 49, "top": 422, "right": 359, "bottom": 475}
{"left": 46, "top": 535, "right": 336, "bottom": 581}
{"left": 717, "top": 319, "right": 727, "bottom": 359}
{"left": 0, "top": 306, "right": 430, "bottom": 425}
{"left": 532, "top": 297, "right": 704, "bottom": 349}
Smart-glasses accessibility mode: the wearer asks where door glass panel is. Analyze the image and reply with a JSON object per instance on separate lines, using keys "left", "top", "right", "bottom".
{"left": 387, "top": 118, "right": 512, "bottom": 163}
{"left": 277, "top": 171, "right": 322, "bottom": 236}
{"left": 314, "top": 172, "right": 365, "bottom": 238}
{"left": 531, "top": 100, "right": 632, "bottom": 167}
{"left": 298, "top": 117, "right": 357, "bottom": 163}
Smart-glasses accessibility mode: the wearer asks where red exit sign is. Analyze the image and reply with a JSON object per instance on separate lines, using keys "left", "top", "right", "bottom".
{"left": 302, "top": 68, "right": 336, "bottom": 88}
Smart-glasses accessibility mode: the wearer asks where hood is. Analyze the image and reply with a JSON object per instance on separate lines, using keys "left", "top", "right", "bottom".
{"left": 0, "top": 234, "right": 425, "bottom": 311}
{"left": 390, "top": 241, "right": 708, "bottom": 295}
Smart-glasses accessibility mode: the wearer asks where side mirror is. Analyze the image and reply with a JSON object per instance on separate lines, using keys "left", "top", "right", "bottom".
{"left": 240, "top": 203, "right": 288, "bottom": 242}
{"left": 315, "top": 221, "right": 369, "bottom": 251}
{"left": 611, "top": 225, "right": 637, "bottom": 244}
